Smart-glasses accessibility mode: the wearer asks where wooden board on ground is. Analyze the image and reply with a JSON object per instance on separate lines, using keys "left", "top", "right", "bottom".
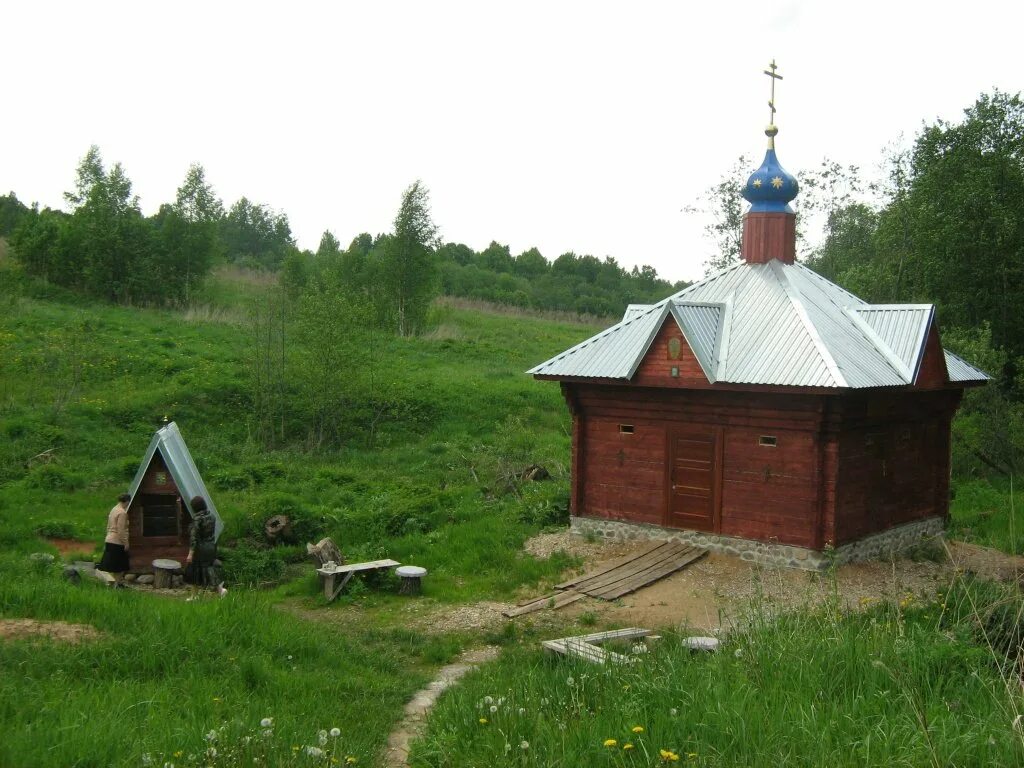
{"left": 503, "top": 590, "right": 583, "bottom": 618}
{"left": 542, "top": 627, "right": 654, "bottom": 665}
{"left": 508, "top": 541, "right": 708, "bottom": 616}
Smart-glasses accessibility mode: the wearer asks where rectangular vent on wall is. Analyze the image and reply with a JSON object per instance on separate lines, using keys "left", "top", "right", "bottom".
{"left": 759, "top": 435, "right": 777, "bottom": 447}
{"left": 619, "top": 424, "right": 635, "bottom": 435}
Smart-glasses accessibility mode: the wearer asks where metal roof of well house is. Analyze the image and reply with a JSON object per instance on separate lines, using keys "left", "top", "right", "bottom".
{"left": 528, "top": 260, "right": 989, "bottom": 389}
{"left": 128, "top": 421, "right": 224, "bottom": 539}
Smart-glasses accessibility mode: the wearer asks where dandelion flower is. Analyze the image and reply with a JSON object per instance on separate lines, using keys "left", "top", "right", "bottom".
{"left": 632, "top": 726, "right": 645, "bottom": 733}
{"left": 141, "top": 754, "right": 152, "bottom": 767}
{"left": 206, "top": 747, "right": 217, "bottom": 759}
{"left": 479, "top": 718, "right": 488, "bottom": 725}
{"left": 566, "top": 676, "right": 575, "bottom": 685}
{"left": 173, "top": 752, "right": 182, "bottom": 759}
{"left": 307, "top": 746, "right": 325, "bottom": 758}
{"left": 623, "top": 743, "right": 635, "bottom": 751}
{"left": 330, "top": 727, "right": 341, "bottom": 738}
{"left": 490, "top": 705, "right": 498, "bottom": 713}
{"left": 660, "top": 748, "right": 681, "bottom": 761}
{"left": 669, "top": 708, "right": 678, "bottom": 717}
{"left": 260, "top": 717, "right": 273, "bottom": 728}
{"left": 604, "top": 739, "right": 618, "bottom": 747}
{"left": 345, "top": 757, "right": 358, "bottom": 765}
{"left": 484, "top": 696, "right": 494, "bottom": 705}
{"left": 205, "top": 730, "right": 218, "bottom": 743}
{"left": 319, "top": 731, "right": 329, "bottom": 746}
{"left": 520, "top": 741, "right": 530, "bottom": 750}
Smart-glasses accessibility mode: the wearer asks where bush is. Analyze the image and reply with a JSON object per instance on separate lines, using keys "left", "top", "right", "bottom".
{"left": 24, "top": 464, "right": 84, "bottom": 492}
{"left": 34, "top": 520, "right": 79, "bottom": 539}
{"left": 219, "top": 541, "right": 288, "bottom": 586}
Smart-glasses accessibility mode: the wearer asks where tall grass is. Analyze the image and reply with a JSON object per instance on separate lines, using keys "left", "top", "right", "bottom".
{"left": 413, "top": 590, "right": 1024, "bottom": 767}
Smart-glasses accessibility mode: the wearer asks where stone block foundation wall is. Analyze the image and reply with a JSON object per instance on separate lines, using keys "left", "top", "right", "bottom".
{"left": 569, "top": 516, "right": 946, "bottom": 571}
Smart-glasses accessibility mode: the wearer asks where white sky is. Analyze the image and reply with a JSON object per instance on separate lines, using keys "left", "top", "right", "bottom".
{"left": 4, "top": 1, "right": 1022, "bottom": 282}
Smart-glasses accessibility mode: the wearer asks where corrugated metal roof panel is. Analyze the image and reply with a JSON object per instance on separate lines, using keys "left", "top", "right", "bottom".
{"left": 853, "top": 305, "right": 933, "bottom": 380}
{"left": 622, "top": 304, "right": 653, "bottom": 322}
{"left": 128, "top": 422, "right": 224, "bottom": 540}
{"left": 672, "top": 302, "right": 723, "bottom": 380}
{"left": 527, "top": 302, "right": 668, "bottom": 379}
{"left": 528, "top": 259, "right": 990, "bottom": 388}
{"left": 945, "top": 350, "right": 990, "bottom": 383}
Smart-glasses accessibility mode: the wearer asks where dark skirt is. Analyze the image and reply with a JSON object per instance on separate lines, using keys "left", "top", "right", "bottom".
{"left": 98, "top": 542, "right": 130, "bottom": 573}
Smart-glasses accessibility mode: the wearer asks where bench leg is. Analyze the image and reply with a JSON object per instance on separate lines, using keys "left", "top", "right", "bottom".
{"left": 326, "top": 572, "right": 354, "bottom": 602}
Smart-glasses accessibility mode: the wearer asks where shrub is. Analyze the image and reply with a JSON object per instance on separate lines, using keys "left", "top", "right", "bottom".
{"left": 34, "top": 520, "right": 79, "bottom": 539}
{"left": 24, "top": 464, "right": 84, "bottom": 491}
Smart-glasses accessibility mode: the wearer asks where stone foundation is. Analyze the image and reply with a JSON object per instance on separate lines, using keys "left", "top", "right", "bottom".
{"left": 569, "top": 515, "right": 946, "bottom": 571}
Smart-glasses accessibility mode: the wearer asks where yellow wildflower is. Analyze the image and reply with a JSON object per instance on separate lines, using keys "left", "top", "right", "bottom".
{"left": 604, "top": 739, "right": 618, "bottom": 747}
{"left": 174, "top": 752, "right": 183, "bottom": 758}
{"left": 623, "top": 743, "right": 635, "bottom": 751}
{"left": 346, "top": 758, "right": 357, "bottom": 765}
{"left": 632, "top": 726, "right": 645, "bottom": 733}
{"left": 660, "top": 748, "right": 680, "bottom": 761}
{"left": 479, "top": 718, "right": 488, "bottom": 724}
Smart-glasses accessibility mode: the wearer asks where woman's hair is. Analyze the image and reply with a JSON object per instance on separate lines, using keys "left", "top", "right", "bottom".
{"left": 118, "top": 493, "right": 132, "bottom": 504}
{"left": 190, "top": 495, "right": 208, "bottom": 512}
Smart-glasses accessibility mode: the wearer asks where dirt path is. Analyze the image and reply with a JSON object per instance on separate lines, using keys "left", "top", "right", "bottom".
{"left": 381, "top": 646, "right": 500, "bottom": 767}
{"left": 0, "top": 618, "right": 101, "bottom": 643}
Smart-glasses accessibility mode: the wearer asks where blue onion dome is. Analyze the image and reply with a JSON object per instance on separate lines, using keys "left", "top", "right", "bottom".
{"left": 742, "top": 125, "right": 799, "bottom": 213}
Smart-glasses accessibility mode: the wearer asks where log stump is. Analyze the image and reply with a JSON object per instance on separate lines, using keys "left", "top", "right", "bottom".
{"left": 396, "top": 565, "right": 427, "bottom": 596}
{"left": 264, "top": 515, "right": 292, "bottom": 543}
{"left": 152, "top": 559, "right": 181, "bottom": 589}
{"left": 307, "top": 537, "right": 344, "bottom": 568}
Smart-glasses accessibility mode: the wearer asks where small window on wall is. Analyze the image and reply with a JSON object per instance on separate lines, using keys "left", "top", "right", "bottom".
{"left": 619, "top": 424, "right": 635, "bottom": 435}
{"left": 759, "top": 435, "right": 777, "bottom": 447}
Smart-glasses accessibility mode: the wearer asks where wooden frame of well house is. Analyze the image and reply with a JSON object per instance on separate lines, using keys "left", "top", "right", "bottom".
{"left": 124, "top": 422, "right": 222, "bottom": 573}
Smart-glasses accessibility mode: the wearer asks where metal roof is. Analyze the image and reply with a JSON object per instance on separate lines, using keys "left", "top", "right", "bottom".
{"left": 945, "top": 350, "right": 991, "bottom": 383}
{"left": 529, "top": 260, "right": 989, "bottom": 388}
{"left": 128, "top": 422, "right": 224, "bottom": 540}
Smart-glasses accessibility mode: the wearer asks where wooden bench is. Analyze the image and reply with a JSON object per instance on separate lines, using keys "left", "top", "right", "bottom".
{"left": 317, "top": 559, "right": 400, "bottom": 602}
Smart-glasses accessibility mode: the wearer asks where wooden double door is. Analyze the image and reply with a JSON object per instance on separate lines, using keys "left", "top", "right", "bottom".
{"left": 664, "top": 426, "right": 722, "bottom": 532}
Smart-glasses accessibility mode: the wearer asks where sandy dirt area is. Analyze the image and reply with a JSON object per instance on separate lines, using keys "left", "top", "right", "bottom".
{"left": 0, "top": 618, "right": 101, "bottom": 643}
{"left": 402, "top": 531, "right": 1024, "bottom": 635}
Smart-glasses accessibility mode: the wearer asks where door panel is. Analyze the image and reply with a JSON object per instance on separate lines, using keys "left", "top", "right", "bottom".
{"left": 666, "top": 429, "right": 720, "bottom": 532}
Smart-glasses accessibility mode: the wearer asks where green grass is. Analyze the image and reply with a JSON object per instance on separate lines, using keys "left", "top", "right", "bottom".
{"left": 3, "top": 260, "right": 1024, "bottom": 767}
{"left": 413, "top": 595, "right": 1024, "bottom": 767}
{"left": 949, "top": 477, "right": 1021, "bottom": 555}
{"left": 0, "top": 262, "right": 599, "bottom": 598}
{"left": 0, "top": 554, "right": 441, "bottom": 767}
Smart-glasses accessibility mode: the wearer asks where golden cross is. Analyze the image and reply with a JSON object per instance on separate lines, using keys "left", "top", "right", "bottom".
{"left": 763, "top": 59, "right": 783, "bottom": 126}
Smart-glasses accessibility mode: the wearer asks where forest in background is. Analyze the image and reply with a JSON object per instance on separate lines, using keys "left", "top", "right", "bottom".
{"left": 2, "top": 89, "right": 1022, "bottom": 475}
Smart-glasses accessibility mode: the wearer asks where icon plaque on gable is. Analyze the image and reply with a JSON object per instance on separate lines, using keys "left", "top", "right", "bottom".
{"left": 154, "top": 471, "right": 168, "bottom": 486}
{"left": 668, "top": 337, "right": 682, "bottom": 360}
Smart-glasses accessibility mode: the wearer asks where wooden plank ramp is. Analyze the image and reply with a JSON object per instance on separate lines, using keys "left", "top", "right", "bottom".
{"left": 506, "top": 541, "right": 707, "bottom": 617}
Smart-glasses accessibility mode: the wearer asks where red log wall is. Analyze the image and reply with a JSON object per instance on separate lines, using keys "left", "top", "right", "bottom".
{"left": 568, "top": 384, "right": 961, "bottom": 550}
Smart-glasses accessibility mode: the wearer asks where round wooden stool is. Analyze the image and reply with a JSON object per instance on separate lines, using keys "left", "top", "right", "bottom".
{"left": 395, "top": 565, "right": 427, "bottom": 595}
{"left": 152, "top": 558, "right": 181, "bottom": 589}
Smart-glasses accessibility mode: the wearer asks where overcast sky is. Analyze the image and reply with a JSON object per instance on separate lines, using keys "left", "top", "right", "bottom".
{"left": 4, "top": 1, "right": 1021, "bottom": 281}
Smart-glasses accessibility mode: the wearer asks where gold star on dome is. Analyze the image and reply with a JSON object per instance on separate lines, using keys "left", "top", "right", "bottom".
{"left": 771, "top": 176, "right": 784, "bottom": 189}
{"left": 752, "top": 178, "right": 762, "bottom": 188}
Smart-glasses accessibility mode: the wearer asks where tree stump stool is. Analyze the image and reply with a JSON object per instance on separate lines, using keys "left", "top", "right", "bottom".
{"left": 152, "top": 559, "right": 181, "bottom": 589}
{"left": 395, "top": 565, "right": 427, "bottom": 596}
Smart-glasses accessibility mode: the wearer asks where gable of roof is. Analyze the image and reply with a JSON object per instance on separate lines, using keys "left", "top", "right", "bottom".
{"left": 529, "top": 261, "right": 990, "bottom": 389}
{"left": 128, "top": 422, "right": 224, "bottom": 540}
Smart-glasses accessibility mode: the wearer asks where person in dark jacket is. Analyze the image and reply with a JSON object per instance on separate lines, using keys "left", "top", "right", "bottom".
{"left": 184, "top": 495, "right": 226, "bottom": 596}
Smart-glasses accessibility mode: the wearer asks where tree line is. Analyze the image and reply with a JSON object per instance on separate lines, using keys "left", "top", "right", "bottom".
{"left": 4, "top": 151, "right": 684, "bottom": 323}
